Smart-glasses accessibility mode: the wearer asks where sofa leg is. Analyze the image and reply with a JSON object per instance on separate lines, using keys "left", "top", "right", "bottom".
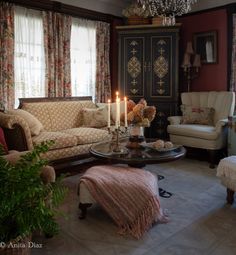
{"left": 78, "top": 203, "right": 92, "bottom": 219}
{"left": 227, "top": 188, "right": 235, "bottom": 204}
{"left": 208, "top": 150, "right": 216, "bottom": 168}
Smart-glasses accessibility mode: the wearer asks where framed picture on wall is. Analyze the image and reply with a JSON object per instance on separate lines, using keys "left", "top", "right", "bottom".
{"left": 193, "top": 31, "right": 217, "bottom": 64}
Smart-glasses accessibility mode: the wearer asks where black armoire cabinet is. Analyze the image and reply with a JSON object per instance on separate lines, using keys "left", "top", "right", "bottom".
{"left": 117, "top": 25, "right": 180, "bottom": 138}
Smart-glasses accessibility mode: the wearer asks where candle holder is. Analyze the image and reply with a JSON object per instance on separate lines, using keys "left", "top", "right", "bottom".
{"left": 108, "top": 126, "right": 129, "bottom": 154}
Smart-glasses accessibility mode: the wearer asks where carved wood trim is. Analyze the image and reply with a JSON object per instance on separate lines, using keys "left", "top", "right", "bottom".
{"left": 4, "top": 0, "right": 120, "bottom": 22}
{"left": 18, "top": 96, "right": 93, "bottom": 108}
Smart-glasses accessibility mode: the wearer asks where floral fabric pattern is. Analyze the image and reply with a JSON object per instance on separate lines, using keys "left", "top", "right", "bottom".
{"left": 95, "top": 21, "right": 111, "bottom": 103}
{"left": 0, "top": 2, "right": 14, "bottom": 109}
{"left": 43, "top": 11, "right": 72, "bottom": 97}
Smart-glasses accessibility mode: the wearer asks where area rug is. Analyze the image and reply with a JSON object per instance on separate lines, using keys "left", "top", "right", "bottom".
{"left": 32, "top": 158, "right": 236, "bottom": 255}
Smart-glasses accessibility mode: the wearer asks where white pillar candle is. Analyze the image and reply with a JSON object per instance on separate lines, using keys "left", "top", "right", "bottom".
{"left": 107, "top": 99, "right": 111, "bottom": 128}
{"left": 115, "top": 94, "right": 119, "bottom": 129}
{"left": 124, "top": 97, "right": 128, "bottom": 127}
{"left": 117, "top": 97, "right": 120, "bottom": 127}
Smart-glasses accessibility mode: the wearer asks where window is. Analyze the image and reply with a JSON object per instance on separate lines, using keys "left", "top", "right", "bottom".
{"left": 14, "top": 7, "right": 45, "bottom": 107}
{"left": 70, "top": 18, "right": 96, "bottom": 99}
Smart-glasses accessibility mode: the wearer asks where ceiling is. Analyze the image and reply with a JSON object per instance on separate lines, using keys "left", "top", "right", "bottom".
{"left": 58, "top": 0, "right": 236, "bottom": 17}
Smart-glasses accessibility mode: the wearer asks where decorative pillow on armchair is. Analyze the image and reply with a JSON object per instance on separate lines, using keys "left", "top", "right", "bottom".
{"left": 181, "top": 105, "right": 215, "bottom": 125}
{"left": 81, "top": 107, "right": 108, "bottom": 128}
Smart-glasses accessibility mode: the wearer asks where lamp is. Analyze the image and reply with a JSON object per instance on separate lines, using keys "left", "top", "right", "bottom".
{"left": 137, "top": 0, "right": 198, "bottom": 25}
{"left": 181, "top": 41, "right": 201, "bottom": 92}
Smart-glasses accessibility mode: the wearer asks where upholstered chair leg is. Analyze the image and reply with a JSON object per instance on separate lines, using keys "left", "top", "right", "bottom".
{"left": 208, "top": 150, "right": 216, "bottom": 168}
{"left": 227, "top": 188, "right": 235, "bottom": 204}
{"left": 78, "top": 203, "right": 92, "bottom": 219}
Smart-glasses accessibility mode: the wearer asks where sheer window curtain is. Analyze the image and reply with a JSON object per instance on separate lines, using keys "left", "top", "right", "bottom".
{"left": 71, "top": 18, "right": 96, "bottom": 100}
{"left": 14, "top": 6, "right": 45, "bottom": 107}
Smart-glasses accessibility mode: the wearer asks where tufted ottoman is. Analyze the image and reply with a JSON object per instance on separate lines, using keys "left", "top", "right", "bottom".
{"left": 217, "top": 156, "right": 236, "bottom": 204}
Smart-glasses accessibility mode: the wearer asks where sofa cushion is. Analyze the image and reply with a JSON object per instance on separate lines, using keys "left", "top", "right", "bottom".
{"left": 21, "top": 100, "right": 96, "bottom": 131}
{"left": 32, "top": 131, "right": 77, "bottom": 150}
{"left": 81, "top": 107, "right": 108, "bottom": 128}
{"left": 61, "top": 127, "right": 111, "bottom": 145}
{"left": 97, "top": 101, "right": 125, "bottom": 123}
{"left": 180, "top": 105, "right": 215, "bottom": 125}
{"left": 8, "top": 109, "right": 43, "bottom": 136}
{"left": 167, "top": 124, "right": 218, "bottom": 140}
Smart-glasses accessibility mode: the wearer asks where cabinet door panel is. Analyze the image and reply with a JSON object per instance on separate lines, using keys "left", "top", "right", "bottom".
{"left": 150, "top": 35, "right": 177, "bottom": 100}
{"left": 119, "top": 36, "right": 145, "bottom": 98}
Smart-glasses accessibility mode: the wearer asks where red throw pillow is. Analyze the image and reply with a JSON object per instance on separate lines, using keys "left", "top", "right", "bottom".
{"left": 0, "top": 127, "right": 8, "bottom": 154}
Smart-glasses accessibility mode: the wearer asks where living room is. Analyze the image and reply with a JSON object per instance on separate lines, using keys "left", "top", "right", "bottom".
{"left": 0, "top": 0, "right": 236, "bottom": 254}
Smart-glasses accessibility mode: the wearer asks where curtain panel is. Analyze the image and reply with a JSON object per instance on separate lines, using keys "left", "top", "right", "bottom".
{"left": 95, "top": 21, "right": 111, "bottom": 103}
{"left": 71, "top": 18, "right": 96, "bottom": 99}
{"left": 0, "top": 2, "right": 14, "bottom": 109}
{"left": 230, "top": 14, "right": 236, "bottom": 92}
{"left": 43, "top": 11, "right": 72, "bottom": 97}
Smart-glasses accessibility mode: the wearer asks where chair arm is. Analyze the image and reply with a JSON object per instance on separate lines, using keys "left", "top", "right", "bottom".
{"left": 215, "top": 119, "right": 228, "bottom": 133}
{"left": 168, "top": 116, "right": 183, "bottom": 125}
{"left": 4, "top": 151, "right": 55, "bottom": 184}
{"left": 0, "top": 112, "right": 34, "bottom": 151}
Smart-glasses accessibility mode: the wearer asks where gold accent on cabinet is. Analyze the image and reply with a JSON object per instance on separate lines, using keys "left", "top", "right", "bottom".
{"left": 127, "top": 56, "right": 141, "bottom": 79}
{"left": 130, "top": 88, "right": 139, "bottom": 94}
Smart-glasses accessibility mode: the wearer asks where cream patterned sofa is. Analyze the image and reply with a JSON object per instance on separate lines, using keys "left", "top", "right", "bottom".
{"left": 0, "top": 97, "right": 112, "bottom": 169}
{"left": 167, "top": 92, "right": 235, "bottom": 167}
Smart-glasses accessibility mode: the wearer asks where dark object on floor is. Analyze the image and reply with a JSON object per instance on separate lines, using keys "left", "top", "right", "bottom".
{"left": 159, "top": 188, "right": 172, "bottom": 198}
{"left": 158, "top": 175, "right": 165, "bottom": 181}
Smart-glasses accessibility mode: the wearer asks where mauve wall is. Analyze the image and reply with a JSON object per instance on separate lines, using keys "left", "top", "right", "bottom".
{"left": 178, "top": 9, "right": 228, "bottom": 92}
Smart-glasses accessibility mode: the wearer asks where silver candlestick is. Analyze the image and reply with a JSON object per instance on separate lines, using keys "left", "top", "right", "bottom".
{"left": 108, "top": 126, "right": 128, "bottom": 153}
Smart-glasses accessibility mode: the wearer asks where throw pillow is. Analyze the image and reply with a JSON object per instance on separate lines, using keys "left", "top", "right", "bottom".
{"left": 8, "top": 109, "right": 44, "bottom": 136}
{"left": 181, "top": 105, "right": 215, "bottom": 125}
{"left": 0, "top": 127, "right": 8, "bottom": 154}
{"left": 97, "top": 101, "right": 125, "bottom": 124}
{"left": 81, "top": 107, "right": 108, "bottom": 128}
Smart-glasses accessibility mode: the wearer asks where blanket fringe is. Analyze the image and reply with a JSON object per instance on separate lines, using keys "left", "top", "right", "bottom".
{"left": 118, "top": 195, "right": 168, "bottom": 239}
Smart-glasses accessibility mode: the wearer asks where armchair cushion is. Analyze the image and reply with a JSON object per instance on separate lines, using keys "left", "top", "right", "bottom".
{"left": 181, "top": 105, "right": 215, "bottom": 125}
{"left": 167, "top": 124, "right": 218, "bottom": 140}
{"left": 8, "top": 109, "right": 43, "bottom": 136}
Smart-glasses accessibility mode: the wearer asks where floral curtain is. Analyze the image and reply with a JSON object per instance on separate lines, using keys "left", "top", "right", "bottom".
{"left": 0, "top": 2, "right": 14, "bottom": 109}
{"left": 230, "top": 14, "right": 236, "bottom": 92}
{"left": 95, "top": 21, "right": 111, "bottom": 103}
{"left": 43, "top": 11, "right": 72, "bottom": 97}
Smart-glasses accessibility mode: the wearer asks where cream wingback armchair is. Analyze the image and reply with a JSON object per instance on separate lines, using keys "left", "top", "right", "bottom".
{"left": 167, "top": 92, "right": 235, "bottom": 168}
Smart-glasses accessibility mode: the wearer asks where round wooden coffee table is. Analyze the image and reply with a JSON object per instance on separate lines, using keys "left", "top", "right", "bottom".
{"left": 90, "top": 138, "right": 186, "bottom": 167}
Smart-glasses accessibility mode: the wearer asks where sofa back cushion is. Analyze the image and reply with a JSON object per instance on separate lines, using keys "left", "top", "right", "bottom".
{"left": 21, "top": 100, "right": 96, "bottom": 131}
{"left": 181, "top": 92, "right": 235, "bottom": 124}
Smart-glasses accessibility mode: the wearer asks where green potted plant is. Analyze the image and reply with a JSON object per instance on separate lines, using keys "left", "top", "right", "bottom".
{"left": 0, "top": 141, "right": 67, "bottom": 255}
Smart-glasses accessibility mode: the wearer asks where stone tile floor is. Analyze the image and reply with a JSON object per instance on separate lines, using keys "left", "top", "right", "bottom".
{"left": 32, "top": 159, "right": 236, "bottom": 255}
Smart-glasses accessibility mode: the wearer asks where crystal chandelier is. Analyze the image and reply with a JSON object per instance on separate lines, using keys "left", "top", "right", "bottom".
{"left": 137, "top": 0, "right": 198, "bottom": 25}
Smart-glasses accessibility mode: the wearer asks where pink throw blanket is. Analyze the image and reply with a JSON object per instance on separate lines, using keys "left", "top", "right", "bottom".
{"left": 80, "top": 165, "right": 168, "bottom": 239}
